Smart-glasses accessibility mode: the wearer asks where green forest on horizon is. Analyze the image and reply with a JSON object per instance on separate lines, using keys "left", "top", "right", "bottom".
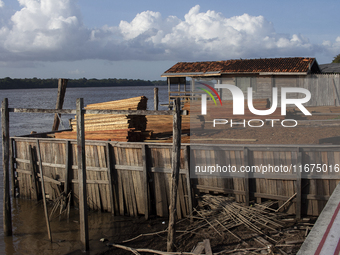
{"left": 0, "top": 77, "right": 169, "bottom": 90}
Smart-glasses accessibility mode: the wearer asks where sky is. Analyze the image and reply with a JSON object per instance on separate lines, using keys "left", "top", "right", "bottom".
{"left": 0, "top": 0, "right": 339, "bottom": 80}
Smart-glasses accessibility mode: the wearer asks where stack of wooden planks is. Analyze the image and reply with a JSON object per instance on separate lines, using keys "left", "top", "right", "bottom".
{"left": 55, "top": 96, "right": 148, "bottom": 141}
{"left": 145, "top": 115, "right": 191, "bottom": 139}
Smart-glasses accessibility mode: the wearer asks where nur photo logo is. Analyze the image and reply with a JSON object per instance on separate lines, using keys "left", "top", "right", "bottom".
{"left": 197, "top": 82, "right": 312, "bottom": 128}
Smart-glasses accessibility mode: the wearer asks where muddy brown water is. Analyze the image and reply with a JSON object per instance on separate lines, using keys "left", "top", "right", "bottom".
{"left": 1, "top": 196, "right": 169, "bottom": 255}
{"left": 2, "top": 198, "right": 134, "bottom": 254}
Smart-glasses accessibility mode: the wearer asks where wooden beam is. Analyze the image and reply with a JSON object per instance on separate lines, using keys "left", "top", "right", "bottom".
{"left": 76, "top": 98, "right": 89, "bottom": 251}
{"left": 9, "top": 108, "right": 189, "bottom": 116}
{"left": 10, "top": 108, "right": 76, "bottom": 114}
{"left": 2, "top": 98, "right": 12, "bottom": 236}
{"left": 52, "top": 78, "right": 68, "bottom": 131}
{"left": 167, "top": 98, "right": 182, "bottom": 252}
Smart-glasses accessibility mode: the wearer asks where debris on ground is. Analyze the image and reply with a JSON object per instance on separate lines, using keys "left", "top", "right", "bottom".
{"left": 100, "top": 194, "right": 316, "bottom": 255}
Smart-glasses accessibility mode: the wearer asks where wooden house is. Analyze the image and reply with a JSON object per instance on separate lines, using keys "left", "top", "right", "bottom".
{"left": 161, "top": 57, "right": 340, "bottom": 106}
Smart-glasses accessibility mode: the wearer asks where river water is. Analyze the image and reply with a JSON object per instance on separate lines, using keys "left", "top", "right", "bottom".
{"left": 0, "top": 86, "right": 170, "bottom": 254}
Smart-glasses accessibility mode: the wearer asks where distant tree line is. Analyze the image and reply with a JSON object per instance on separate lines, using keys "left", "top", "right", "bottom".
{"left": 0, "top": 77, "right": 168, "bottom": 90}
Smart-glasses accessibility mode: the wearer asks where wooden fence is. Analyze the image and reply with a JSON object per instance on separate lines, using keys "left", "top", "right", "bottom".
{"left": 11, "top": 137, "right": 340, "bottom": 217}
{"left": 12, "top": 137, "right": 192, "bottom": 219}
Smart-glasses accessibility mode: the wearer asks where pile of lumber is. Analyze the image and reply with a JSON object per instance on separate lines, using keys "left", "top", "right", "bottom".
{"left": 55, "top": 96, "right": 148, "bottom": 141}
{"left": 145, "top": 115, "right": 191, "bottom": 139}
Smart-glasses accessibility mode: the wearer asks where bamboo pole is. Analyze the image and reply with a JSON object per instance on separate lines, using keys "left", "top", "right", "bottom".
{"left": 52, "top": 79, "right": 68, "bottom": 131}
{"left": 167, "top": 98, "right": 182, "bottom": 252}
{"left": 36, "top": 140, "right": 52, "bottom": 241}
{"left": 2, "top": 98, "right": 12, "bottom": 236}
{"left": 77, "top": 98, "right": 89, "bottom": 251}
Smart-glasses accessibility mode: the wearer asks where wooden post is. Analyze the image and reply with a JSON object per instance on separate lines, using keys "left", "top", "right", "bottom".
{"left": 29, "top": 145, "right": 39, "bottom": 201}
{"left": 10, "top": 138, "right": 16, "bottom": 197}
{"left": 64, "top": 141, "right": 72, "bottom": 195}
{"left": 2, "top": 98, "right": 12, "bottom": 236}
{"left": 167, "top": 78, "right": 171, "bottom": 110}
{"left": 76, "top": 98, "right": 89, "bottom": 251}
{"left": 184, "top": 145, "right": 193, "bottom": 221}
{"left": 106, "top": 143, "right": 115, "bottom": 215}
{"left": 52, "top": 78, "right": 68, "bottom": 131}
{"left": 167, "top": 98, "right": 182, "bottom": 252}
{"left": 243, "top": 147, "right": 250, "bottom": 206}
{"left": 141, "top": 144, "right": 149, "bottom": 220}
{"left": 36, "top": 140, "right": 52, "bottom": 241}
{"left": 296, "top": 148, "right": 302, "bottom": 219}
{"left": 154, "top": 87, "right": 159, "bottom": 111}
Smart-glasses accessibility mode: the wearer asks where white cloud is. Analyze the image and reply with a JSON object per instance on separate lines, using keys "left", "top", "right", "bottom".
{"left": 0, "top": 0, "right": 4, "bottom": 8}
{"left": 0, "top": 2, "right": 338, "bottom": 63}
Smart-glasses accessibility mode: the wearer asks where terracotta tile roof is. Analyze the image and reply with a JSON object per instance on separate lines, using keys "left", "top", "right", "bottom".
{"left": 163, "top": 57, "right": 319, "bottom": 75}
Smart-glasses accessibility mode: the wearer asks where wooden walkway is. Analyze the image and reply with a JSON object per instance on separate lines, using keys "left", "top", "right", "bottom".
{"left": 298, "top": 182, "right": 340, "bottom": 254}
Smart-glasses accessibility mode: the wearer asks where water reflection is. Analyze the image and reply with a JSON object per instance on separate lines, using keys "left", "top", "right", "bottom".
{"left": 4, "top": 199, "right": 111, "bottom": 254}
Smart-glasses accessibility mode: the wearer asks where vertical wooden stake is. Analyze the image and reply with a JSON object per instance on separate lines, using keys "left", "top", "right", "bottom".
{"left": 106, "top": 143, "right": 115, "bottom": 215}
{"left": 167, "top": 78, "right": 171, "bottom": 110}
{"left": 2, "top": 98, "right": 12, "bottom": 236}
{"left": 243, "top": 147, "right": 250, "bottom": 206}
{"left": 52, "top": 78, "right": 68, "bottom": 131}
{"left": 76, "top": 98, "right": 89, "bottom": 251}
{"left": 141, "top": 144, "right": 149, "bottom": 220}
{"left": 154, "top": 87, "right": 159, "bottom": 111}
{"left": 10, "top": 138, "right": 16, "bottom": 197}
{"left": 64, "top": 141, "right": 72, "bottom": 194}
{"left": 167, "top": 98, "right": 182, "bottom": 252}
{"left": 184, "top": 145, "right": 193, "bottom": 222}
{"left": 296, "top": 148, "right": 302, "bottom": 219}
{"left": 36, "top": 140, "right": 52, "bottom": 241}
{"left": 29, "top": 146, "right": 39, "bottom": 201}
{"left": 64, "top": 141, "right": 72, "bottom": 211}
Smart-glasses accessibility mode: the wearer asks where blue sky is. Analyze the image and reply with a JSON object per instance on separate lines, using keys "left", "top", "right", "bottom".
{"left": 0, "top": 0, "right": 339, "bottom": 80}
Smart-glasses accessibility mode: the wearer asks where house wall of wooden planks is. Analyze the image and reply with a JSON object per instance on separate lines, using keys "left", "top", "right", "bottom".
{"left": 196, "top": 74, "right": 340, "bottom": 107}
{"left": 11, "top": 137, "right": 340, "bottom": 218}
